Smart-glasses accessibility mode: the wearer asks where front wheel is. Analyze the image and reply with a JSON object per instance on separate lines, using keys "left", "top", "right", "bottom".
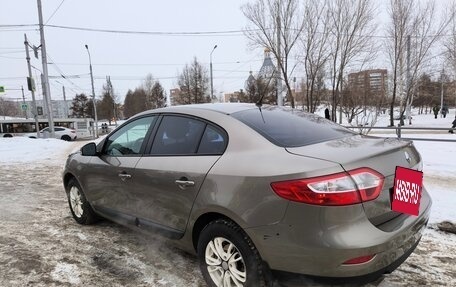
{"left": 197, "top": 219, "right": 269, "bottom": 287}
{"left": 66, "top": 178, "right": 97, "bottom": 224}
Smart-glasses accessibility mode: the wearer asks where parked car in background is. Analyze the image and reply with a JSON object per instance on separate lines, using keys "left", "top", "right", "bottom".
{"left": 62, "top": 103, "right": 431, "bottom": 286}
{"left": 27, "top": 126, "right": 77, "bottom": 141}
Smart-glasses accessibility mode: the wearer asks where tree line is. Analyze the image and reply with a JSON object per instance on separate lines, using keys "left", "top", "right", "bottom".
{"left": 242, "top": 0, "right": 456, "bottom": 126}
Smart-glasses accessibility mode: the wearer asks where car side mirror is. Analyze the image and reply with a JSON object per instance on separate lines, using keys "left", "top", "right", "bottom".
{"left": 81, "top": 142, "right": 97, "bottom": 156}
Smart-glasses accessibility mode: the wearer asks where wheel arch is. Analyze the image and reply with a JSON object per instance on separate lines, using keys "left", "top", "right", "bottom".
{"left": 63, "top": 172, "right": 77, "bottom": 192}
{"left": 191, "top": 212, "right": 241, "bottom": 252}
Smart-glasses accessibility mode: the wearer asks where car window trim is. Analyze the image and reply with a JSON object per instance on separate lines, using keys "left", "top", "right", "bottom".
{"left": 101, "top": 115, "right": 158, "bottom": 157}
{"left": 143, "top": 112, "right": 229, "bottom": 157}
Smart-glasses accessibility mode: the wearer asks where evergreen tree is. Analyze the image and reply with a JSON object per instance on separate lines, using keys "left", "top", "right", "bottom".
{"left": 70, "top": 94, "right": 92, "bottom": 118}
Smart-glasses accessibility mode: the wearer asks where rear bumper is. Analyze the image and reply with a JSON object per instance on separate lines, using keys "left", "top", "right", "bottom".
{"left": 245, "top": 188, "right": 431, "bottom": 279}
{"left": 273, "top": 236, "right": 421, "bottom": 285}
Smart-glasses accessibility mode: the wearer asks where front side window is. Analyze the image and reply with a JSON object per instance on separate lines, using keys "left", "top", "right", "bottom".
{"left": 105, "top": 116, "right": 156, "bottom": 156}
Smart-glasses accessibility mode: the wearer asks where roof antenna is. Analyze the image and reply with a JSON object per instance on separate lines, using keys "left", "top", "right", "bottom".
{"left": 256, "top": 74, "right": 275, "bottom": 108}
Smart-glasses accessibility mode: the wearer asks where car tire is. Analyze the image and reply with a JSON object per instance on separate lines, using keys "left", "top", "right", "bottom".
{"left": 61, "top": 135, "right": 72, "bottom": 141}
{"left": 197, "top": 219, "right": 270, "bottom": 287}
{"left": 66, "top": 178, "right": 97, "bottom": 225}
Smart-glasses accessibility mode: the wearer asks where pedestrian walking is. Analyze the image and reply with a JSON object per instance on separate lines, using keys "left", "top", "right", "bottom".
{"left": 449, "top": 116, "right": 456, "bottom": 134}
{"left": 324, "top": 108, "right": 330, "bottom": 120}
{"left": 433, "top": 105, "right": 440, "bottom": 119}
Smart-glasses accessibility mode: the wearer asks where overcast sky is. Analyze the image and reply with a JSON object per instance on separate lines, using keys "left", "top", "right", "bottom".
{"left": 1, "top": 0, "right": 259, "bottom": 103}
{"left": 0, "top": 0, "right": 451, "bottom": 105}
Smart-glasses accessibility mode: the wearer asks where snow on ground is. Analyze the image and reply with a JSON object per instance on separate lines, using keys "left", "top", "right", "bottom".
{"left": 0, "top": 110, "right": 455, "bottom": 286}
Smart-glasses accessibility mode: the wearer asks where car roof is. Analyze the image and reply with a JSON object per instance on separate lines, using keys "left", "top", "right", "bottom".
{"left": 136, "top": 103, "right": 258, "bottom": 117}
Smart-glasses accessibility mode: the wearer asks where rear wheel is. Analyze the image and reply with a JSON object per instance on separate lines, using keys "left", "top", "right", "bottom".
{"left": 197, "top": 219, "right": 269, "bottom": 287}
{"left": 61, "top": 135, "right": 71, "bottom": 141}
{"left": 66, "top": 178, "right": 97, "bottom": 224}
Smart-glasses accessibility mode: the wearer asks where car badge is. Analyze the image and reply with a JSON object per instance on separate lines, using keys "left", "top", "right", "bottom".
{"left": 404, "top": 151, "right": 411, "bottom": 163}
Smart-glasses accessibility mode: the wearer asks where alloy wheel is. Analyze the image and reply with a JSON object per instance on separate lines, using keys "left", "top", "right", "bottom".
{"left": 69, "top": 186, "right": 83, "bottom": 218}
{"left": 205, "top": 237, "right": 246, "bottom": 287}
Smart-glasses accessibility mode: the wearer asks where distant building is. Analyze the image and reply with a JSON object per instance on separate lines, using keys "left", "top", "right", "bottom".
{"left": 24, "top": 99, "right": 71, "bottom": 119}
{"left": 258, "top": 48, "right": 277, "bottom": 80}
{"left": 348, "top": 69, "right": 388, "bottom": 101}
{"left": 224, "top": 91, "right": 243, "bottom": 103}
{"left": 169, "top": 88, "right": 181, "bottom": 106}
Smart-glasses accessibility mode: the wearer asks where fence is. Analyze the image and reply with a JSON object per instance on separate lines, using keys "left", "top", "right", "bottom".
{"left": 343, "top": 126, "right": 456, "bottom": 143}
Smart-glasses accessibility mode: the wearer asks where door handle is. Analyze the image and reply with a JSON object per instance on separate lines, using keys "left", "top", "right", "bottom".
{"left": 175, "top": 178, "right": 195, "bottom": 189}
{"left": 118, "top": 172, "right": 132, "bottom": 181}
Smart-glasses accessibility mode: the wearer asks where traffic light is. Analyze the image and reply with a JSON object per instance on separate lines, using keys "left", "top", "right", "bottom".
{"left": 27, "top": 77, "right": 35, "bottom": 91}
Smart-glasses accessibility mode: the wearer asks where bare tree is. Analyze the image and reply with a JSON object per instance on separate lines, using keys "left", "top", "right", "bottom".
{"left": 385, "top": 0, "right": 413, "bottom": 126}
{"left": 176, "top": 57, "right": 210, "bottom": 105}
{"left": 0, "top": 97, "right": 20, "bottom": 118}
{"left": 327, "top": 0, "right": 376, "bottom": 122}
{"left": 387, "top": 0, "right": 454, "bottom": 126}
{"left": 444, "top": 5, "right": 456, "bottom": 113}
{"left": 142, "top": 74, "right": 167, "bottom": 109}
{"left": 301, "top": 0, "right": 331, "bottom": 112}
{"left": 242, "top": 0, "right": 304, "bottom": 108}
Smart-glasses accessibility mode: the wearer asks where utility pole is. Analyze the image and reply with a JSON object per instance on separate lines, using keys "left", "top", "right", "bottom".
{"left": 85, "top": 44, "right": 98, "bottom": 138}
{"left": 21, "top": 86, "right": 28, "bottom": 119}
{"left": 210, "top": 45, "right": 217, "bottom": 102}
{"left": 276, "top": 2, "right": 283, "bottom": 106}
{"left": 37, "top": 0, "right": 55, "bottom": 137}
{"left": 62, "top": 85, "right": 68, "bottom": 118}
{"left": 24, "top": 33, "right": 40, "bottom": 138}
{"left": 405, "top": 35, "right": 412, "bottom": 125}
{"left": 441, "top": 65, "right": 444, "bottom": 117}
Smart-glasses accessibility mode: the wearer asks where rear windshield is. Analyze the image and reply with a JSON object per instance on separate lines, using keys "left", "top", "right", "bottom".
{"left": 231, "top": 106, "right": 355, "bottom": 147}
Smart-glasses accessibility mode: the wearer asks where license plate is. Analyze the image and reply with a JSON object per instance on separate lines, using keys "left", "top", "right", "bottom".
{"left": 392, "top": 166, "right": 423, "bottom": 216}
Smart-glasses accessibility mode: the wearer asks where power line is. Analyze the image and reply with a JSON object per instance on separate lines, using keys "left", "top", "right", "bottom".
{"left": 45, "top": 0, "right": 66, "bottom": 24}
{"left": 46, "top": 52, "right": 86, "bottom": 94}
{"left": 44, "top": 59, "right": 263, "bottom": 67}
{"left": 44, "top": 24, "right": 249, "bottom": 37}
{"left": 0, "top": 24, "right": 38, "bottom": 28}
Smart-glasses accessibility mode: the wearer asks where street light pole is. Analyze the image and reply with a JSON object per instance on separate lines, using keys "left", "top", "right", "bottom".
{"left": 210, "top": 45, "right": 217, "bottom": 101}
{"left": 85, "top": 45, "right": 98, "bottom": 139}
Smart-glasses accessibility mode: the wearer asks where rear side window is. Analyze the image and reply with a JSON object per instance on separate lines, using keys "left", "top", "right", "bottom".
{"left": 231, "top": 106, "right": 355, "bottom": 147}
{"left": 197, "top": 125, "right": 227, "bottom": 155}
{"left": 150, "top": 116, "right": 205, "bottom": 155}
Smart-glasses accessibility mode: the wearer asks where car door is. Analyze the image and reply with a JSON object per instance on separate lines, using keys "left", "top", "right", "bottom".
{"left": 132, "top": 115, "right": 227, "bottom": 235}
{"left": 84, "top": 115, "right": 157, "bottom": 218}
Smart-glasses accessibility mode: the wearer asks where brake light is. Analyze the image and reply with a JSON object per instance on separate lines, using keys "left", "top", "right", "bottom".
{"left": 270, "top": 168, "right": 384, "bottom": 206}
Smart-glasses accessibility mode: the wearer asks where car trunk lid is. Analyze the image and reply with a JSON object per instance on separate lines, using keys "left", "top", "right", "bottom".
{"left": 286, "top": 135, "right": 422, "bottom": 225}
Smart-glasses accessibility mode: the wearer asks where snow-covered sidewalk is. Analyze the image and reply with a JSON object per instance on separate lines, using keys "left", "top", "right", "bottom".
{"left": 0, "top": 135, "right": 455, "bottom": 286}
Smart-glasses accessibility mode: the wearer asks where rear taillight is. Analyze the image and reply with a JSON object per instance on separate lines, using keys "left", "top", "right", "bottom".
{"left": 71, "top": 130, "right": 76, "bottom": 133}
{"left": 270, "top": 168, "right": 384, "bottom": 206}
{"left": 342, "top": 254, "right": 376, "bottom": 265}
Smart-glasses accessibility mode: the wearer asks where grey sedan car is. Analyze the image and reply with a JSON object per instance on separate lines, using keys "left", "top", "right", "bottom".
{"left": 62, "top": 103, "right": 431, "bottom": 286}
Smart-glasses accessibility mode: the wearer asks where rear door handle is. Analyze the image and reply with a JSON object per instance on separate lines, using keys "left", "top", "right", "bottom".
{"left": 118, "top": 172, "right": 132, "bottom": 181}
{"left": 175, "top": 178, "right": 195, "bottom": 189}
